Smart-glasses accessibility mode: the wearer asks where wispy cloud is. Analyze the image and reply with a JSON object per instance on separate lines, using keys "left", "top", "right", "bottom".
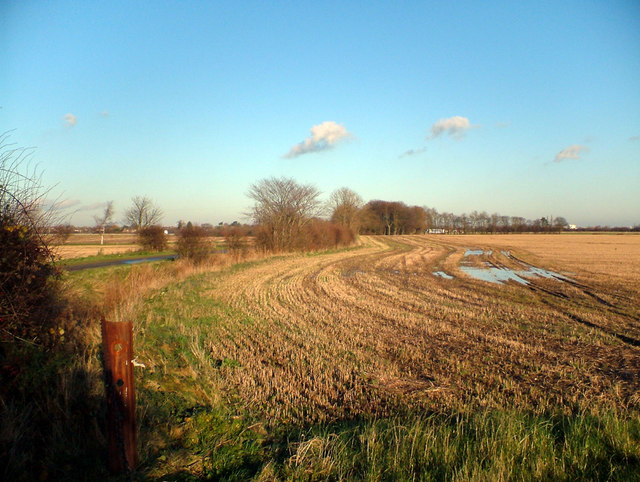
{"left": 80, "top": 202, "right": 109, "bottom": 211}
{"left": 99, "top": 110, "right": 110, "bottom": 117}
{"left": 399, "top": 147, "right": 427, "bottom": 158}
{"left": 495, "top": 121, "right": 510, "bottom": 129}
{"left": 630, "top": 135, "right": 639, "bottom": 142}
{"left": 46, "top": 199, "right": 81, "bottom": 211}
{"left": 63, "top": 113, "right": 77, "bottom": 127}
{"left": 554, "top": 144, "right": 588, "bottom": 163}
{"left": 57, "top": 199, "right": 81, "bottom": 209}
{"left": 47, "top": 200, "right": 108, "bottom": 212}
{"left": 427, "top": 116, "right": 476, "bottom": 140}
{"left": 284, "top": 121, "right": 353, "bottom": 158}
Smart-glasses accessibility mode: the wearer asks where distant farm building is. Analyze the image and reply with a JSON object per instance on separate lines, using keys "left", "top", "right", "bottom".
{"left": 426, "top": 228, "right": 447, "bottom": 234}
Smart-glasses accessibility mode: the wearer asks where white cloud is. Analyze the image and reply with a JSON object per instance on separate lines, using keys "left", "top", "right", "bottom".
{"left": 284, "top": 121, "right": 353, "bottom": 158}
{"left": 63, "top": 113, "right": 77, "bottom": 127}
{"left": 427, "top": 116, "right": 475, "bottom": 140}
{"left": 554, "top": 144, "right": 588, "bottom": 163}
{"left": 99, "top": 110, "right": 110, "bottom": 117}
{"left": 630, "top": 135, "right": 639, "bottom": 142}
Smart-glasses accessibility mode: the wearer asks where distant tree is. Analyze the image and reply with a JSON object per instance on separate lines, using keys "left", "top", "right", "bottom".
{"left": 247, "top": 177, "right": 323, "bottom": 251}
{"left": 93, "top": 200, "right": 114, "bottom": 245}
{"left": 361, "top": 200, "right": 391, "bottom": 234}
{"left": 138, "top": 225, "right": 167, "bottom": 251}
{"left": 359, "top": 203, "right": 385, "bottom": 234}
{"left": 511, "top": 216, "right": 526, "bottom": 232}
{"left": 424, "top": 207, "right": 438, "bottom": 230}
{"left": 177, "top": 224, "right": 210, "bottom": 263}
{"left": 124, "top": 196, "right": 163, "bottom": 230}
{"left": 223, "top": 225, "right": 248, "bottom": 259}
{"left": 50, "top": 224, "right": 75, "bottom": 243}
{"left": 359, "top": 200, "right": 427, "bottom": 235}
{"left": 554, "top": 216, "right": 568, "bottom": 228}
{"left": 477, "top": 211, "right": 490, "bottom": 232}
{"left": 405, "top": 205, "right": 427, "bottom": 233}
{"left": 328, "top": 187, "right": 363, "bottom": 233}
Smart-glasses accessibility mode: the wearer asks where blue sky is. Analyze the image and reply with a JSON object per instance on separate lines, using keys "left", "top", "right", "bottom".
{"left": 2, "top": 1, "right": 639, "bottom": 227}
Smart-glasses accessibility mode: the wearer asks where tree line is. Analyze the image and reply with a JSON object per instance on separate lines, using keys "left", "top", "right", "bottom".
{"left": 358, "top": 202, "right": 571, "bottom": 235}
{"left": 50, "top": 178, "right": 639, "bottom": 255}
{"left": 246, "top": 178, "right": 580, "bottom": 253}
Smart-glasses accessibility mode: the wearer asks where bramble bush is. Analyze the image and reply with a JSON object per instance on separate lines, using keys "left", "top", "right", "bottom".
{"left": 0, "top": 223, "right": 60, "bottom": 344}
{"left": 0, "top": 133, "right": 61, "bottom": 346}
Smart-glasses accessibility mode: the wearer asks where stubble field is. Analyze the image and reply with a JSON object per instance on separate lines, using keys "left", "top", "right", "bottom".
{"left": 122, "top": 233, "right": 640, "bottom": 479}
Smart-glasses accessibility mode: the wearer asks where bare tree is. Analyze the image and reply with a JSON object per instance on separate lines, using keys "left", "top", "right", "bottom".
{"left": 328, "top": 187, "right": 363, "bottom": 233}
{"left": 247, "top": 177, "right": 322, "bottom": 251}
{"left": 94, "top": 201, "right": 114, "bottom": 245}
{"left": 554, "top": 216, "right": 568, "bottom": 228}
{"left": 124, "top": 195, "right": 163, "bottom": 230}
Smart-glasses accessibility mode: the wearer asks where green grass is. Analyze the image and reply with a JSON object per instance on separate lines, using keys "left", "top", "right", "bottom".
{"left": 279, "top": 411, "right": 640, "bottom": 481}
{"left": 135, "top": 373, "right": 640, "bottom": 480}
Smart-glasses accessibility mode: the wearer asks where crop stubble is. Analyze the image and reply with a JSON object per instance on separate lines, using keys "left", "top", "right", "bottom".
{"left": 143, "top": 234, "right": 640, "bottom": 426}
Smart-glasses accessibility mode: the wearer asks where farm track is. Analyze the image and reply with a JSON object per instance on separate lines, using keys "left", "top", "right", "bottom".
{"left": 187, "top": 235, "right": 639, "bottom": 425}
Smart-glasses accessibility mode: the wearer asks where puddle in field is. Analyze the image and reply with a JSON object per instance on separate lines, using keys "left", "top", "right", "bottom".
{"left": 433, "top": 271, "right": 454, "bottom": 279}
{"left": 460, "top": 249, "right": 568, "bottom": 285}
{"left": 464, "top": 249, "right": 489, "bottom": 257}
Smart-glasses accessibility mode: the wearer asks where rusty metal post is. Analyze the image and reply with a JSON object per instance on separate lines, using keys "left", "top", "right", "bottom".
{"left": 101, "top": 317, "right": 138, "bottom": 474}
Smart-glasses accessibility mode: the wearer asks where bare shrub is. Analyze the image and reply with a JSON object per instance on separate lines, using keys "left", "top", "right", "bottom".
{"left": 0, "top": 132, "right": 61, "bottom": 345}
{"left": 223, "top": 225, "right": 248, "bottom": 259}
{"left": 177, "top": 224, "right": 211, "bottom": 264}
{"left": 138, "top": 225, "right": 167, "bottom": 251}
{"left": 303, "top": 220, "right": 355, "bottom": 251}
{"left": 50, "top": 224, "right": 75, "bottom": 244}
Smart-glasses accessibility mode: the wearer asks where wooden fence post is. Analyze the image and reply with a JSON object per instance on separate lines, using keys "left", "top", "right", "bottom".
{"left": 101, "top": 317, "right": 138, "bottom": 474}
